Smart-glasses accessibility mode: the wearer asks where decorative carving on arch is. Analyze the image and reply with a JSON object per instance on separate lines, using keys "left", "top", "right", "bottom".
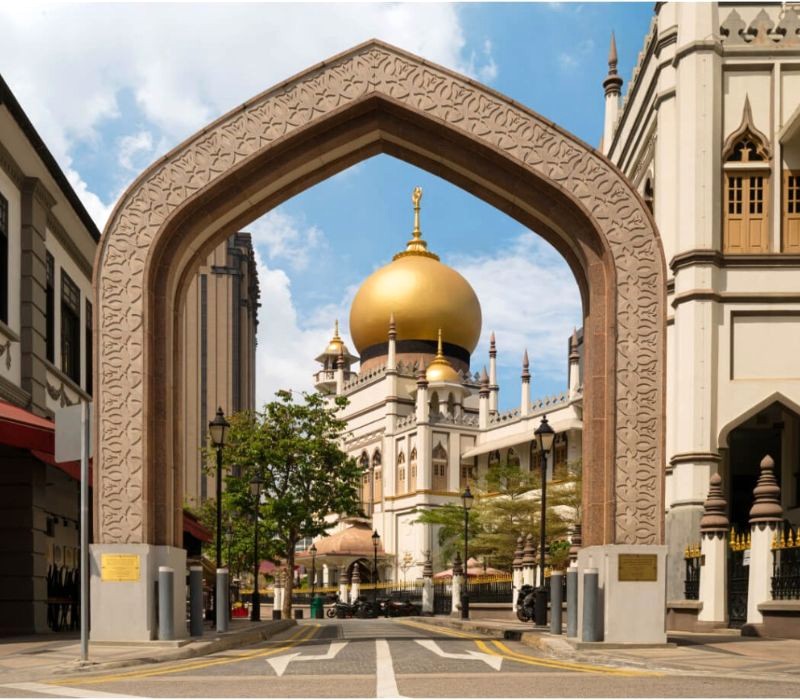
{"left": 723, "top": 96, "right": 771, "bottom": 162}
{"left": 96, "top": 40, "right": 665, "bottom": 547}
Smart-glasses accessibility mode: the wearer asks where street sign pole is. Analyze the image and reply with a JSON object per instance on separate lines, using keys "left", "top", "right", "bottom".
{"left": 80, "top": 399, "right": 89, "bottom": 662}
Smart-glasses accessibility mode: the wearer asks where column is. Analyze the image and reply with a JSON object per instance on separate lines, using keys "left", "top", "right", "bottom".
{"left": 421, "top": 552, "right": 434, "bottom": 615}
{"left": 478, "top": 368, "right": 489, "bottom": 429}
{"left": 512, "top": 536, "right": 524, "bottom": 608}
{"left": 450, "top": 553, "right": 463, "bottom": 616}
{"left": 698, "top": 473, "right": 729, "bottom": 624}
{"left": 488, "top": 332, "right": 499, "bottom": 414}
{"left": 520, "top": 350, "right": 530, "bottom": 417}
{"left": 350, "top": 562, "right": 361, "bottom": 604}
{"left": 338, "top": 568, "right": 349, "bottom": 603}
{"left": 521, "top": 534, "right": 535, "bottom": 587}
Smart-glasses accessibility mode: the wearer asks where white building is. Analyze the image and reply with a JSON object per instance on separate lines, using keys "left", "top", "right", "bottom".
{"left": 603, "top": 2, "right": 800, "bottom": 612}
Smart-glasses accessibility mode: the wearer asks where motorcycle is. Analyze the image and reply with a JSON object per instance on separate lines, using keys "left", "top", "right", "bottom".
{"left": 377, "top": 597, "right": 421, "bottom": 617}
{"left": 326, "top": 593, "right": 355, "bottom": 619}
{"left": 515, "top": 584, "right": 536, "bottom": 622}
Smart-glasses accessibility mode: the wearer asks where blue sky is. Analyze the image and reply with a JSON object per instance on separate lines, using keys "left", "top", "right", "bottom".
{"left": 0, "top": 2, "right": 654, "bottom": 410}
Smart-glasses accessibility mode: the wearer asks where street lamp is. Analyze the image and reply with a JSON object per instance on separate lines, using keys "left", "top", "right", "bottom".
{"left": 249, "top": 475, "right": 263, "bottom": 622}
{"left": 461, "top": 485, "right": 474, "bottom": 620}
{"left": 533, "top": 414, "right": 556, "bottom": 626}
{"left": 208, "top": 406, "right": 229, "bottom": 623}
{"left": 309, "top": 543, "right": 317, "bottom": 600}
{"left": 371, "top": 530, "right": 380, "bottom": 607}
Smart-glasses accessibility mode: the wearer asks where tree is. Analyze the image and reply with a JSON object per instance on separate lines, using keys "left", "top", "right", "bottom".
{"left": 215, "top": 390, "right": 363, "bottom": 617}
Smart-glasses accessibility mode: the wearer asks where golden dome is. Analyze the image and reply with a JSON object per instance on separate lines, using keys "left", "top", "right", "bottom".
{"left": 349, "top": 188, "right": 482, "bottom": 354}
{"left": 315, "top": 320, "right": 357, "bottom": 364}
{"left": 426, "top": 330, "right": 462, "bottom": 384}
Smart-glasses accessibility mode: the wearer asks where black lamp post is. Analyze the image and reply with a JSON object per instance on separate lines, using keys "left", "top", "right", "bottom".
{"left": 309, "top": 543, "right": 317, "bottom": 599}
{"left": 249, "top": 475, "right": 263, "bottom": 622}
{"left": 460, "top": 485, "right": 474, "bottom": 620}
{"left": 371, "top": 530, "right": 380, "bottom": 607}
{"left": 208, "top": 406, "right": 229, "bottom": 622}
{"left": 533, "top": 414, "right": 556, "bottom": 626}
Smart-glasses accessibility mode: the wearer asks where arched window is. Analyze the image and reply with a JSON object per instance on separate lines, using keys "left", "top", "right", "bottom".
{"left": 396, "top": 451, "right": 406, "bottom": 495}
{"left": 359, "top": 451, "right": 371, "bottom": 513}
{"left": 506, "top": 447, "right": 520, "bottom": 469}
{"left": 432, "top": 442, "right": 448, "bottom": 491}
{"left": 372, "top": 449, "right": 382, "bottom": 503}
{"left": 723, "top": 98, "right": 771, "bottom": 254}
{"left": 409, "top": 447, "right": 418, "bottom": 492}
{"left": 447, "top": 393, "right": 455, "bottom": 417}
{"left": 430, "top": 392, "right": 440, "bottom": 416}
{"left": 488, "top": 450, "right": 501, "bottom": 469}
{"left": 553, "top": 433, "right": 569, "bottom": 480}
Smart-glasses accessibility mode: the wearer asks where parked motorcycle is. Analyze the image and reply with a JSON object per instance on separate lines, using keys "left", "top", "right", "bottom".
{"left": 326, "top": 593, "right": 355, "bottom": 619}
{"left": 377, "top": 597, "right": 421, "bottom": 617}
{"left": 515, "top": 584, "right": 536, "bottom": 622}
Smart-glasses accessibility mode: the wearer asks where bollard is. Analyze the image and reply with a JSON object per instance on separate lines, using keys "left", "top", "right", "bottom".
{"left": 158, "top": 567, "right": 175, "bottom": 641}
{"left": 294, "top": 608, "right": 304, "bottom": 619}
{"left": 550, "top": 571, "right": 563, "bottom": 635}
{"left": 582, "top": 568, "right": 599, "bottom": 642}
{"left": 272, "top": 609, "right": 281, "bottom": 620}
{"left": 566, "top": 566, "right": 578, "bottom": 638}
{"left": 189, "top": 566, "right": 204, "bottom": 637}
{"left": 216, "top": 568, "right": 229, "bottom": 633}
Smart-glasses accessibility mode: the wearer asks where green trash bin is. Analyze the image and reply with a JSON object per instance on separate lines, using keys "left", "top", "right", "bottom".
{"left": 310, "top": 595, "right": 324, "bottom": 619}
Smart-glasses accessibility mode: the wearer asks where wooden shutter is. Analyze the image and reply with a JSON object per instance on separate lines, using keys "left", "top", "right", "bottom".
{"left": 784, "top": 171, "right": 800, "bottom": 253}
{"left": 724, "top": 172, "right": 769, "bottom": 253}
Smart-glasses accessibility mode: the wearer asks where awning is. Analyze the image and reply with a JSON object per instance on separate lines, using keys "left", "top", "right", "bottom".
{"left": 183, "top": 509, "right": 212, "bottom": 543}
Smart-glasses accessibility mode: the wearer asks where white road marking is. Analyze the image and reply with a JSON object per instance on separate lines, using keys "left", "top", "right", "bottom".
{"left": 375, "top": 639, "right": 401, "bottom": 698}
{"left": 414, "top": 639, "right": 503, "bottom": 671}
{"left": 266, "top": 641, "right": 349, "bottom": 677}
{"left": 2, "top": 682, "right": 140, "bottom": 698}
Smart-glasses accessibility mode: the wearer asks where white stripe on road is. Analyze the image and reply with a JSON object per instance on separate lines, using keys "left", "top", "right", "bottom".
{"left": 2, "top": 682, "right": 140, "bottom": 698}
{"left": 414, "top": 639, "right": 502, "bottom": 670}
{"left": 375, "top": 639, "right": 401, "bottom": 698}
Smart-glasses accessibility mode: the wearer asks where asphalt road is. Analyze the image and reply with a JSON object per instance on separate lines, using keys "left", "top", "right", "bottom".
{"left": 2, "top": 618, "right": 800, "bottom": 698}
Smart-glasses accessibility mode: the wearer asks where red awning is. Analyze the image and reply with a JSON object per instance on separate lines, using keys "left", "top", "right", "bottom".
{"left": 183, "top": 509, "right": 212, "bottom": 543}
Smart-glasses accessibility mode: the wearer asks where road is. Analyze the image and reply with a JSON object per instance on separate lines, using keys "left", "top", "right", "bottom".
{"left": 2, "top": 618, "right": 799, "bottom": 698}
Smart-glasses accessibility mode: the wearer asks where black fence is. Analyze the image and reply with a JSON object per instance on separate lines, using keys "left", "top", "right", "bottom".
{"left": 380, "top": 582, "right": 423, "bottom": 603}
{"left": 728, "top": 545, "right": 749, "bottom": 628}
{"left": 684, "top": 551, "right": 701, "bottom": 600}
{"left": 433, "top": 581, "right": 452, "bottom": 614}
{"left": 47, "top": 565, "right": 79, "bottom": 632}
{"left": 467, "top": 578, "right": 513, "bottom": 603}
{"left": 772, "top": 526, "right": 800, "bottom": 600}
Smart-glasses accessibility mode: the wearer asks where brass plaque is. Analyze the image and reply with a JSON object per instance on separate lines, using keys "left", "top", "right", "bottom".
{"left": 101, "top": 554, "right": 141, "bottom": 582}
{"left": 618, "top": 554, "right": 657, "bottom": 582}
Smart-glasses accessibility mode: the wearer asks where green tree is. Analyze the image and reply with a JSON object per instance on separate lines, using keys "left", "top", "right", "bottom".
{"left": 214, "top": 390, "right": 363, "bottom": 617}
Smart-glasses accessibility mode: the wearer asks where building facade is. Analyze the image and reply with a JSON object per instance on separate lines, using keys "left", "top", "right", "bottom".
{"left": 602, "top": 2, "right": 800, "bottom": 604}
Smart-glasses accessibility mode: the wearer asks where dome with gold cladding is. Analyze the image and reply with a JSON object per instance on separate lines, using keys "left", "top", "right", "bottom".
{"left": 349, "top": 187, "right": 482, "bottom": 357}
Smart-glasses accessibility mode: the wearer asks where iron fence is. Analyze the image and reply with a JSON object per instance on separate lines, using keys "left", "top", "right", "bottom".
{"left": 772, "top": 525, "right": 800, "bottom": 600}
{"left": 728, "top": 529, "right": 750, "bottom": 628}
{"left": 684, "top": 544, "right": 701, "bottom": 600}
{"left": 433, "top": 581, "right": 452, "bottom": 614}
{"left": 466, "top": 578, "right": 512, "bottom": 603}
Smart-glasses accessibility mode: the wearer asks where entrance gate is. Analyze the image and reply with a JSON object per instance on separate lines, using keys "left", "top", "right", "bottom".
{"left": 727, "top": 531, "right": 750, "bottom": 628}
{"left": 433, "top": 581, "right": 452, "bottom": 615}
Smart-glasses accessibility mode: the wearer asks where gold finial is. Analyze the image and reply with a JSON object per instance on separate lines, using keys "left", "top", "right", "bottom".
{"left": 334, "top": 319, "right": 340, "bottom": 339}
{"left": 393, "top": 186, "right": 439, "bottom": 261}
{"left": 412, "top": 186, "right": 422, "bottom": 239}
{"left": 436, "top": 328, "right": 444, "bottom": 357}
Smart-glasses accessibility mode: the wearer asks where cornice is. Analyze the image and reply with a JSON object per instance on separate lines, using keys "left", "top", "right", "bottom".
{"left": 0, "top": 140, "right": 25, "bottom": 189}
{"left": 670, "top": 451, "right": 722, "bottom": 466}
{"left": 672, "top": 289, "right": 800, "bottom": 308}
{"left": 24, "top": 177, "right": 56, "bottom": 211}
{"left": 44, "top": 359, "right": 91, "bottom": 402}
{"left": 46, "top": 213, "right": 93, "bottom": 280}
{"left": 671, "top": 248, "right": 800, "bottom": 272}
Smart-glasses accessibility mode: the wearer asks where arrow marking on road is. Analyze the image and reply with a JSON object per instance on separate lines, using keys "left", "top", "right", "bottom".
{"left": 267, "top": 641, "right": 349, "bottom": 677}
{"left": 414, "top": 639, "right": 503, "bottom": 670}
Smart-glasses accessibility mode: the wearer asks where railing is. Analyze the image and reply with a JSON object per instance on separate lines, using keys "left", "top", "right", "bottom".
{"left": 684, "top": 544, "right": 701, "bottom": 600}
{"left": 467, "top": 578, "right": 512, "bottom": 603}
{"left": 728, "top": 529, "right": 750, "bottom": 628}
{"left": 772, "top": 525, "right": 800, "bottom": 600}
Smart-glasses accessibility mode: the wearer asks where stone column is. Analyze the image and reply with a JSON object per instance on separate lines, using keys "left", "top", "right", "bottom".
{"left": 478, "top": 368, "right": 490, "bottom": 429}
{"left": 338, "top": 568, "right": 349, "bottom": 603}
{"left": 521, "top": 534, "right": 536, "bottom": 587}
{"left": 512, "top": 536, "right": 524, "bottom": 608}
{"left": 747, "top": 456, "right": 783, "bottom": 626}
{"left": 568, "top": 329, "right": 580, "bottom": 400}
{"left": 698, "top": 473, "right": 729, "bottom": 624}
{"left": 335, "top": 348, "right": 345, "bottom": 395}
{"left": 488, "top": 333, "right": 499, "bottom": 414}
{"left": 350, "top": 562, "right": 361, "bottom": 603}
{"left": 450, "top": 553, "right": 463, "bottom": 616}
{"left": 421, "top": 552, "right": 434, "bottom": 615}
{"left": 520, "top": 350, "right": 531, "bottom": 417}
{"left": 273, "top": 570, "right": 284, "bottom": 613}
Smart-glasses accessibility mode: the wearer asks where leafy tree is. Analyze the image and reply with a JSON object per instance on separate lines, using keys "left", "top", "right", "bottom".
{"left": 212, "top": 390, "right": 362, "bottom": 617}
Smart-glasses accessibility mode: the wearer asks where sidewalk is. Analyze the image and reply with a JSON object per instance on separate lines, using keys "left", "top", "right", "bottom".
{"left": 0, "top": 619, "right": 294, "bottom": 684}
{"left": 439, "top": 617, "right": 800, "bottom": 683}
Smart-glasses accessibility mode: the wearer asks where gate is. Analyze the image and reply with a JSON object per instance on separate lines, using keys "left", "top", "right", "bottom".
{"left": 727, "top": 530, "right": 749, "bottom": 628}
{"left": 433, "top": 581, "right": 452, "bottom": 615}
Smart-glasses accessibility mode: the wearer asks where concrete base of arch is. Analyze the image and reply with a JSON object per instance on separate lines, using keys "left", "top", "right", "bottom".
{"left": 90, "top": 544, "right": 186, "bottom": 642}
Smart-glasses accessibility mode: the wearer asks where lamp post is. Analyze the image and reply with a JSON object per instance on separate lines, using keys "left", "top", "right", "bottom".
{"left": 249, "top": 475, "right": 263, "bottom": 622}
{"left": 533, "top": 414, "right": 555, "bottom": 626}
{"left": 208, "top": 406, "right": 229, "bottom": 623}
{"left": 372, "top": 530, "right": 380, "bottom": 607}
{"left": 309, "top": 543, "right": 317, "bottom": 599}
{"left": 461, "top": 485, "right": 474, "bottom": 620}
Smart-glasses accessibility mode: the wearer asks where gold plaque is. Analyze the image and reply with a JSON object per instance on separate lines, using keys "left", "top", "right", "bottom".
{"left": 101, "top": 554, "right": 141, "bottom": 582}
{"left": 618, "top": 554, "right": 657, "bottom": 582}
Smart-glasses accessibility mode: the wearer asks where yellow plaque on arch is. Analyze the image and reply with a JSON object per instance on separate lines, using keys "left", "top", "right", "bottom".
{"left": 101, "top": 554, "right": 141, "bottom": 582}
{"left": 618, "top": 554, "right": 657, "bottom": 582}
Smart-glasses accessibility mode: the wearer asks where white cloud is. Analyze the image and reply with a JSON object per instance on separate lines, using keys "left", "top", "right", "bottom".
{"left": 448, "top": 231, "right": 582, "bottom": 387}
{"left": 558, "top": 38, "right": 595, "bottom": 72}
{"left": 118, "top": 130, "right": 154, "bottom": 171}
{"left": 248, "top": 209, "right": 327, "bottom": 272}
{"left": 0, "top": 4, "right": 498, "bottom": 229}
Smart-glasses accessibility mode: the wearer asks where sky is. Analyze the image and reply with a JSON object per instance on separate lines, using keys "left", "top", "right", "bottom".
{"left": 0, "top": 2, "right": 655, "bottom": 410}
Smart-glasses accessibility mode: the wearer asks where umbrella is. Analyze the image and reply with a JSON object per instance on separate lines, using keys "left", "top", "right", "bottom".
{"left": 433, "top": 557, "right": 508, "bottom": 579}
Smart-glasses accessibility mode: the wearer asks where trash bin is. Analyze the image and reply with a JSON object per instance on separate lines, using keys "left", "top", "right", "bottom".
{"left": 310, "top": 595, "right": 324, "bottom": 619}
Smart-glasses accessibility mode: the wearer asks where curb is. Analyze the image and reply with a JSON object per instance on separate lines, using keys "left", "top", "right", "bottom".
{"left": 57, "top": 620, "right": 297, "bottom": 676}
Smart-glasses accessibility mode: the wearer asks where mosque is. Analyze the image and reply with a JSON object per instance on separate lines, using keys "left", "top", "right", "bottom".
{"left": 307, "top": 188, "right": 583, "bottom": 585}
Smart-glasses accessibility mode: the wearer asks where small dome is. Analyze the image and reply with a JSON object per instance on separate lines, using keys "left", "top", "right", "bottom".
{"left": 315, "top": 320, "right": 357, "bottom": 364}
{"left": 426, "top": 330, "right": 462, "bottom": 384}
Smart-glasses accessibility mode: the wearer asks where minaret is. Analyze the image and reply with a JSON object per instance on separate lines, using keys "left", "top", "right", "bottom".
{"left": 314, "top": 320, "right": 357, "bottom": 394}
{"left": 415, "top": 367, "right": 432, "bottom": 491}
{"left": 415, "top": 367, "right": 430, "bottom": 424}
{"left": 568, "top": 328, "right": 580, "bottom": 399}
{"left": 602, "top": 32, "right": 623, "bottom": 154}
{"left": 520, "top": 349, "right": 531, "bottom": 417}
{"left": 385, "top": 314, "right": 399, "bottom": 435}
{"left": 488, "top": 332, "right": 499, "bottom": 414}
{"left": 479, "top": 367, "right": 490, "bottom": 429}
{"left": 387, "top": 313, "right": 397, "bottom": 371}
{"left": 335, "top": 346, "right": 345, "bottom": 395}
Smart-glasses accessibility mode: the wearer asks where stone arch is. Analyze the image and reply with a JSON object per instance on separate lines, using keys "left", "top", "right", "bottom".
{"left": 95, "top": 40, "right": 665, "bottom": 549}
{"left": 717, "top": 391, "right": 800, "bottom": 448}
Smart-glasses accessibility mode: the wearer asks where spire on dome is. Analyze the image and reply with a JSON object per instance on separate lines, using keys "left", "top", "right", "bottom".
{"left": 394, "top": 186, "right": 439, "bottom": 261}
{"left": 608, "top": 31, "right": 618, "bottom": 70}
{"left": 425, "top": 328, "right": 461, "bottom": 384}
{"left": 603, "top": 31, "right": 623, "bottom": 97}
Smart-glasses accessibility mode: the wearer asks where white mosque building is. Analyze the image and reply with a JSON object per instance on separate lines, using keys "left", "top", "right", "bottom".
{"left": 309, "top": 189, "right": 583, "bottom": 585}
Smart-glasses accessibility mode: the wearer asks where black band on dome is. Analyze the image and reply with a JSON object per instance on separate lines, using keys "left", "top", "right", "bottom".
{"left": 360, "top": 339, "right": 471, "bottom": 366}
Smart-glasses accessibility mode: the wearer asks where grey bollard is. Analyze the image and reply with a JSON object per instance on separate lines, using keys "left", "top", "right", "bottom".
{"left": 189, "top": 566, "right": 204, "bottom": 637}
{"left": 582, "top": 568, "right": 599, "bottom": 642}
{"left": 158, "top": 566, "right": 175, "bottom": 641}
{"left": 566, "top": 567, "right": 578, "bottom": 638}
{"left": 550, "top": 571, "right": 563, "bottom": 635}
{"left": 216, "top": 568, "right": 229, "bottom": 633}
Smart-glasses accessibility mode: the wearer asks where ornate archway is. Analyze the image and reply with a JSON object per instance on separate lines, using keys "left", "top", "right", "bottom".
{"left": 94, "top": 42, "right": 666, "bottom": 616}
